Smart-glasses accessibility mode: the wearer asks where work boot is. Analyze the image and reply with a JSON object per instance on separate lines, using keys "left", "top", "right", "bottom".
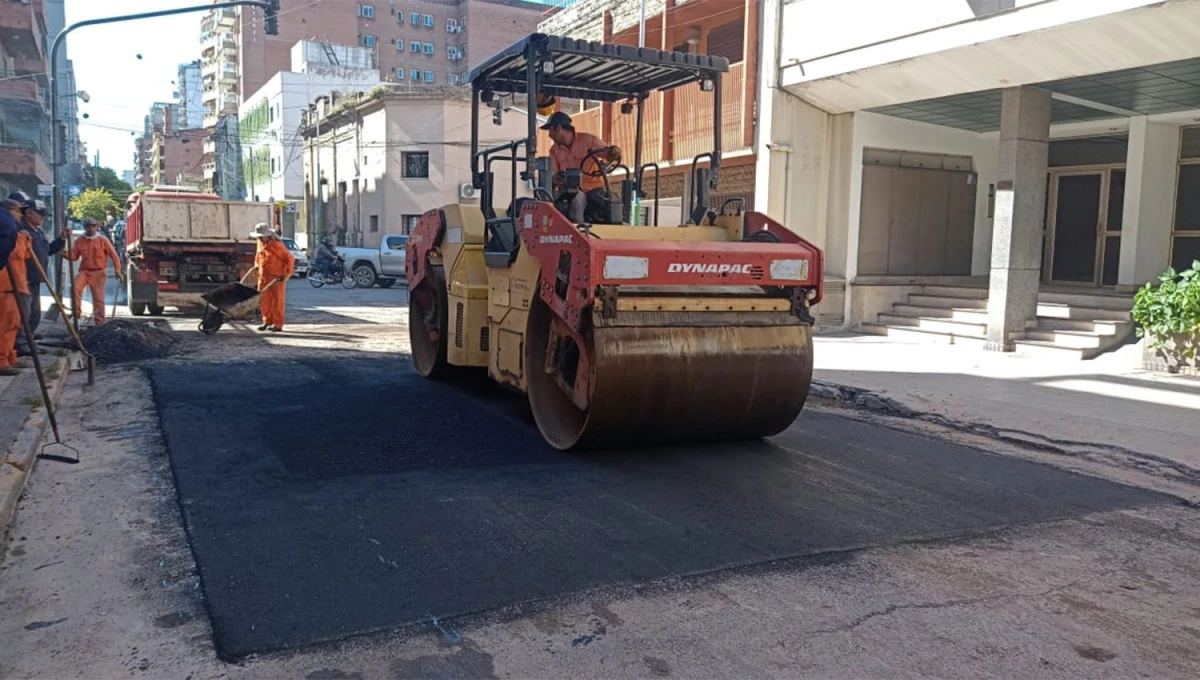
{"left": 257, "top": 324, "right": 269, "bottom": 331}
{"left": 268, "top": 326, "right": 282, "bottom": 333}
{"left": 0, "top": 366, "right": 19, "bottom": 376}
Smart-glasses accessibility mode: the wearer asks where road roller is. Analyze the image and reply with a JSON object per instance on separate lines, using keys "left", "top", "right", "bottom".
{"left": 405, "top": 34, "right": 824, "bottom": 450}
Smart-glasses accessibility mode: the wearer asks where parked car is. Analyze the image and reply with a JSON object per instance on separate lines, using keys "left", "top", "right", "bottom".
{"left": 282, "top": 237, "right": 309, "bottom": 278}
{"left": 338, "top": 234, "right": 407, "bottom": 288}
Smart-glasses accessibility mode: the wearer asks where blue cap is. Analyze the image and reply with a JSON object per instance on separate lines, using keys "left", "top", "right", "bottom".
{"left": 540, "top": 111, "right": 573, "bottom": 130}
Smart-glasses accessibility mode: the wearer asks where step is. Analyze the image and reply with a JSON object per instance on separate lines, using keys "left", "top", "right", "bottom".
{"left": 1024, "top": 328, "right": 1106, "bottom": 349}
{"left": 1035, "top": 302, "right": 1131, "bottom": 321}
{"left": 907, "top": 294, "right": 989, "bottom": 310}
{"left": 893, "top": 304, "right": 989, "bottom": 323}
{"left": 878, "top": 313, "right": 988, "bottom": 336}
{"left": 1035, "top": 318, "right": 1133, "bottom": 336}
{"left": 861, "top": 323, "right": 989, "bottom": 348}
{"left": 1038, "top": 291, "right": 1133, "bottom": 311}
{"left": 921, "top": 285, "right": 989, "bottom": 300}
{"left": 1012, "top": 339, "right": 1100, "bottom": 360}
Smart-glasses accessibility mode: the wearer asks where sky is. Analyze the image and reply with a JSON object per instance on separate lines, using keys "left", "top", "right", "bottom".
{"left": 65, "top": 0, "right": 203, "bottom": 177}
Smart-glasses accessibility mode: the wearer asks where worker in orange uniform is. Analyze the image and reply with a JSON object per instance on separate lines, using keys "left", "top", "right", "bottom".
{"left": 251, "top": 223, "right": 293, "bottom": 332}
{"left": 542, "top": 111, "right": 621, "bottom": 223}
{"left": 0, "top": 199, "right": 31, "bottom": 374}
{"left": 70, "top": 218, "right": 125, "bottom": 325}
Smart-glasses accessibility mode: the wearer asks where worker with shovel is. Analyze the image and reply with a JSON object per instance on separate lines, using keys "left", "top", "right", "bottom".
{"left": 8, "top": 192, "right": 66, "bottom": 355}
{"left": 0, "top": 199, "right": 29, "bottom": 375}
{"left": 70, "top": 218, "right": 124, "bottom": 325}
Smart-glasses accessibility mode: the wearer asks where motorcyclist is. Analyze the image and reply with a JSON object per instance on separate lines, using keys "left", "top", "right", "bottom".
{"left": 314, "top": 236, "right": 339, "bottom": 279}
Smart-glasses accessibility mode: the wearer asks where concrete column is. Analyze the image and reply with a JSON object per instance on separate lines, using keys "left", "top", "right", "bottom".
{"left": 986, "top": 86, "right": 1051, "bottom": 350}
{"left": 1119, "top": 116, "right": 1180, "bottom": 286}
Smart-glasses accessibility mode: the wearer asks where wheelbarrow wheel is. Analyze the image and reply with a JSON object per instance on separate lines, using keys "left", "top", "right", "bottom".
{"left": 198, "top": 305, "right": 224, "bottom": 335}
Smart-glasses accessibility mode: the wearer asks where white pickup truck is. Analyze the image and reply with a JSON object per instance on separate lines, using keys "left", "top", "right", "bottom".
{"left": 338, "top": 234, "right": 407, "bottom": 288}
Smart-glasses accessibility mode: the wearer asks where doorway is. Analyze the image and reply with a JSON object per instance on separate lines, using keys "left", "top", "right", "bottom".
{"left": 1045, "top": 167, "right": 1124, "bottom": 286}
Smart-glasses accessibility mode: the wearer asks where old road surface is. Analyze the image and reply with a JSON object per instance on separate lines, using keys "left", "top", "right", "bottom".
{"left": 1, "top": 281, "right": 1199, "bottom": 678}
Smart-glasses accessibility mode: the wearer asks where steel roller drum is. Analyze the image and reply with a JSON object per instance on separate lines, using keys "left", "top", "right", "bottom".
{"left": 526, "top": 301, "right": 814, "bottom": 450}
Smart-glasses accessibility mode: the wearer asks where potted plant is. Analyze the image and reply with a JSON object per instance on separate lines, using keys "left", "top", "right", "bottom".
{"left": 1132, "top": 260, "right": 1200, "bottom": 374}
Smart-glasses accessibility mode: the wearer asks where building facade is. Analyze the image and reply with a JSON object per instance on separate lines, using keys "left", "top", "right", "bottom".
{"left": 240, "top": 41, "right": 380, "bottom": 234}
{"left": 755, "top": 0, "right": 1200, "bottom": 355}
{"left": 177, "top": 60, "right": 204, "bottom": 130}
{"left": 355, "top": 0, "right": 545, "bottom": 87}
{"left": 300, "top": 90, "right": 530, "bottom": 249}
{"left": 0, "top": 0, "right": 52, "bottom": 202}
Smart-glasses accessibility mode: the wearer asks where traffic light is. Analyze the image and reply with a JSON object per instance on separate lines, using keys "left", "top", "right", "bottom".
{"left": 264, "top": 0, "right": 279, "bottom": 35}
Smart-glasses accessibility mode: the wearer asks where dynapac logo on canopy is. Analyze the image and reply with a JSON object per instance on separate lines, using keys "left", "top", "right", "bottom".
{"left": 667, "top": 262, "right": 754, "bottom": 275}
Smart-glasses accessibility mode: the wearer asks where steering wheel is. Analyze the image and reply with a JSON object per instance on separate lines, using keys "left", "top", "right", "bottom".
{"left": 580, "top": 147, "right": 620, "bottom": 195}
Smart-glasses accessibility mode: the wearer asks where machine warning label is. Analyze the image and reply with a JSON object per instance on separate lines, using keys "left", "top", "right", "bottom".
{"left": 667, "top": 263, "right": 754, "bottom": 275}
{"left": 539, "top": 234, "right": 573, "bottom": 244}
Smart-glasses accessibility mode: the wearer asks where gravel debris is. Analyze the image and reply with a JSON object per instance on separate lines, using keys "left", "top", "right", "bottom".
{"left": 81, "top": 320, "right": 179, "bottom": 364}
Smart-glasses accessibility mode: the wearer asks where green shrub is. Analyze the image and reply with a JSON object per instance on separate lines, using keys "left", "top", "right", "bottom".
{"left": 1132, "top": 260, "right": 1200, "bottom": 358}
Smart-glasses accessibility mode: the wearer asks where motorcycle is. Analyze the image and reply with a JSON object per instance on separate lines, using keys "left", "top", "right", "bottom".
{"left": 308, "top": 255, "right": 357, "bottom": 289}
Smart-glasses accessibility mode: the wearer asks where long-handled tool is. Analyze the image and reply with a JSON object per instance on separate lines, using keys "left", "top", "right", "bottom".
{"left": 29, "top": 256, "right": 95, "bottom": 384}
{"left": 6, "top": 264, "right": 78, "bottom": 464}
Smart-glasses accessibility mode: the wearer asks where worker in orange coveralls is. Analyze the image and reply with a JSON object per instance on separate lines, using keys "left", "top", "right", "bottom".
{"left": 251, "top": 222, "right": 293, "bottom": 332}
{"left": 0, "top": 199, "right": 26, "bottom": 375}
{"left": 70, "top": 218, "right": 124, "bottom": 325}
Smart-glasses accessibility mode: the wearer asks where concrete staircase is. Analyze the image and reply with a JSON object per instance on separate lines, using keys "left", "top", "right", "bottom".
{"left": 862, "top": 285, "right": 1134, "bottom": 359}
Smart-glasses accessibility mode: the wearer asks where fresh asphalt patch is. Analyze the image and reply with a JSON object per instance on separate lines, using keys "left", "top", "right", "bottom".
{"left": 148, "top": 358, "right": 1172, "bottom": 660}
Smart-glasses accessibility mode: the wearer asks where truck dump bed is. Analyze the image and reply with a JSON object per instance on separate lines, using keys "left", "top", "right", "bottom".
{"left": 127, "top": 191, "right": 270, "bottom": 246}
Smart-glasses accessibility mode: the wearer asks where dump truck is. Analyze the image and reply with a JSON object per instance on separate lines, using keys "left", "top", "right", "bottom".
{"left": 124, "top": 188, "right": 271, "bottom": 316}
{"left": 405, "top": 34, "right": 824, "bottom": 450}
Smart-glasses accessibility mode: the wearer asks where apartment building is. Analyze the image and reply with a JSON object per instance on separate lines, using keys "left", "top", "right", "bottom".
{"left": 177, "top": 61, "right": 204, "bottom": 130}
{"left": 0, "top": 0, "right": 52, "bottom": 201}
{"left": 354, "top": 0, "right": 546, "bottom": 87}
{"left": 300, "top": 90, "right": 530, "bottom": 249}
{"left": 240, "top": 41, "right": 380, "bottom": 236}
{"left": 756, "top": 0, "right": 1200, "bottom": 357}
{"left": 45, "top": 0, "right": 84, "bottom": 189}
{"left": 134, "top": 102, "right": 203, "bottom": 188}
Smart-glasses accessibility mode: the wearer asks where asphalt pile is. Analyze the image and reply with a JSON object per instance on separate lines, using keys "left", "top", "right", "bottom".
{"left": 81, "top": 320, "right": 179, "bottom": 364}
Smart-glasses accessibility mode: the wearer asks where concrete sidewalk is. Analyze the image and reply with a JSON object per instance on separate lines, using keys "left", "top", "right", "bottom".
{"left": 812, "top": 334, "right": 1200, "bottom": 495}
{"left": 0, "top": 299, "right": 76, "bottom": 549}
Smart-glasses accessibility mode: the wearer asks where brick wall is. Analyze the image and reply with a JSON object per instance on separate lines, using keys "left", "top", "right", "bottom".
{"left": 238, "top": 0, "right": 358, "bottom": 103}
{"left": 539, "top": 0, "right": 668, "bottom": 40}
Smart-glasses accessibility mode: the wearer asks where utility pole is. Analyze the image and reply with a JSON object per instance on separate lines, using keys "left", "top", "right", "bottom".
{"left": 47, "top": 0, "right": 280, "bottom": 324}
{"left": 639, "top": 0, "right": 646, "bottom": 47}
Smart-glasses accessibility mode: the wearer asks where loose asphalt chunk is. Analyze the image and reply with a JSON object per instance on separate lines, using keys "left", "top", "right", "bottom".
{"left": 82, "top": 320, "right": 178, "bottom": 364}
{"left": 148, "top": 358, "right": 1173, "bottom": 661}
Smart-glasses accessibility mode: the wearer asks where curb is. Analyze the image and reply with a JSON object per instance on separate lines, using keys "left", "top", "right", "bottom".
{"left": 809, "top": 378, "right": 1200, "bottom": 489}
{"left": 0, "top": 355, "right": 71, "bottom": 552}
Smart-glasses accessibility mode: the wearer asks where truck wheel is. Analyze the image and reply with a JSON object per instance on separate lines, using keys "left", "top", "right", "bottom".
{"left": 131, "top": 302, "right": 148, "bottom": 316}
{"left": 352, "top": 264, "right": 377, "bottom": 289}
{"left": 148, "top": 304, "right": 165, "bottom": 316}
{"left": 377, "top": 278, "right": 395, "bottom": 288}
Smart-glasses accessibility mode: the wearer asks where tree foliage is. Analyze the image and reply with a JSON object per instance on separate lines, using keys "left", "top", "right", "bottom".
{"left": 67, "top": 188, "right": 119, "bottom": 222}
{"left": 93, "top": 166, "right": 133, "bottom": 205}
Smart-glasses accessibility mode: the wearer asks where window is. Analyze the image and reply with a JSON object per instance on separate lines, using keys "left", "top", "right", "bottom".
{"left": 1173, "top": 127, "right": 1200, "bottom": 271}
{"left": 386, "top": 235, "right": 409, "bottom": 249}
{"left": 361, "top": 34, "right": 376, "bottom": 47}
{"left": 268, "top": 105, "right": 275, "bottom": 122}
{"left": 423, "top": 14, "right": 434, "bottom": 27}
{"left": 396, "top": 67, "right": 405, "bottom": 78}
{"left": 410, "top": 12, "right": 420, "bottom": 24}
{"left": 448, "top": 74, "right": 459, "bottom": 85}
{"left": 410, "top": 68, "right": 420, "bottom": 81}
{"left": 401, "top": 215, "right": 421, "bottom": 234}
{"left": 270, "top": 157, "right": 277, "bottom": 174}
{"left": 396, "top": 11, "right": 403, "bottom": 23}
{"left": 423, "top": 42, "right": 434, "bottom": 55}
{"left": 423, "top": 70, "right": 434, "bottom": 83}
{"left": 369, "top": 215, "right": 379, "bottom": 233}
{"left": 357, "top": 4, "right": 375, "bottom": 18}
{"left": 396, "top": 39, "right": 404, "bottom": 51}
{"left": 411, "top": 41, "right": 420, "bottom": 52}
{"left": 446, "top": 18, "right": 457, "bottom": 31}
{"left": 402, "top": 152, "right": 429, "bottom": 178}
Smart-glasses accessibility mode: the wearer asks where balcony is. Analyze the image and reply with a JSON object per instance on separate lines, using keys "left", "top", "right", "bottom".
{"left": 215, "top": 7, "right": 237, "bottom": 27}
{"left": 0, "top": 1, "right": 45, "bottom": 61}
{"left": 0, "top": 77, "right": 40, "bottom": 103}
{"left": 0, "top": 140, "right": 51, "bottom": 185}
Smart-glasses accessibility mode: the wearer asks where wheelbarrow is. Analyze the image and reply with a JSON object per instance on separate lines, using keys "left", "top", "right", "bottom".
{"left": 197, "top": 268, "right": 286, "bottom": 335}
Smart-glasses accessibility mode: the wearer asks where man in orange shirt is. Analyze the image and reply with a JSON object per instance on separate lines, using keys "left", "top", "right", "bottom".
{"left": 70, "top": 218, "right": 125, "bottom": 325}
{"left": 0, "top": 199, "right": 31, "bottom": 374}
{"left": 543, "top": 112, "right": 621, "bottom": 223}
{"left": 251, "top": 223, "right": 294, "bottom": 332}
